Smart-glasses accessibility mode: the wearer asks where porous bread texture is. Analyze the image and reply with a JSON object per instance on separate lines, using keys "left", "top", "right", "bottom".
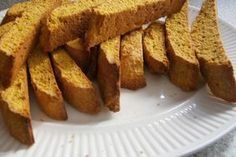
{"left": 121, "top": 29, "right": 146, "bottom": 90}
{"left": 0, "top": 65, "right": 34, "bottom": 145}
{"left": 0, "top": 21, "right": 14, "bottom": 38}
{"left": 51, "top": 48, "right": 101, "bottom": 114}
{"left": 65, "top": 38, "right": 90, "bottom": 72}
{"left": 143, "top": 22, "right": 169, "bottom": 74}
{"left": 40, "top": 0, "right": 106, "bottom": 52}
{"left": 98, "top": 36, "right": 120, "bottom": 112}
{"left": 165, "top": 0, "right": 200, "bottom": 91}
{"left": 1, "top": 0, "right": 72, "bottom": 25}
{"left": 28, "top": 47, "right": 67, "bottom": 120}
{"left": 1, "top": 1, "right": 31, "bottom": 25}
{"left": 85, "top": 0, "right": 186, "bottom": 48}
{"left": 191, "top": 0, "right": 236, "bottom": 102}
{"left": 0, "top": 0, "right": 62, "bottom": 88}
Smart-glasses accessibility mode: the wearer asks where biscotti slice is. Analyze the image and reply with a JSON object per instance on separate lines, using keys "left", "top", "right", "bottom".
{"left": 143, "top": 22, "right": 169, "bottom": 74}
{"left": 1, "top": 1, "right": 31, "bottom": 24}
{"left": 51, "top": 48, "right": 101, "bottom": 114}
{"left": 98, "top": 36, "right": 120, "bottom": 112}
{"left": 28, "top": 47, "right": 67, "bottom": 120}
{"left": 0, "top": 21, "right": 14, "bottom": 38}
{"left": 65, "top": 38, "right": 90, "bottom": 72}
{"left": 121, "top": 29, "right": 146, "bottom": 90}
{"left": 165, "top": 0, "right": 200, "bottom": 91}
{"left": 40, "top": 0, "right": 106, "bottom": 52}
{"left": 0, "top": 0, "right": 62, "bottom": 88}
{"left": 191, "top": 0, "right": 236, "bottom": 101}
{"left": 85, "top": 0, "right": 186, "bottom": 48}
{"left": 0, "top": 65, "right": 34, "bottom": 145}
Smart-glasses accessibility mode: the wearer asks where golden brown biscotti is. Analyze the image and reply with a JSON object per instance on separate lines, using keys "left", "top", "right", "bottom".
{"left": 0, "top": 21, "right": 14, "bottom": 38}
{"left": 65, "top": 38, "right": 90, "bottom": 72}
{"left": 165, "top": 0, "right": 200, "bottom": 91}
{"left": 1, "top": 0, "right": 71, "bottom": 25}
{"left": 0, "top": 65, "right": 34, "bottom": 145}
{"left": 40, "top": 0, "right": 106, "bottom": 52}
{"left": 85, "top": 0, "right": 186, "bottom": 48}
{"left": 98, "top": 36, "right": 120, "bottom": 112}
{"left": 51, "top": 48, "right": 101, "bottom": 114}
{"left": 0, "top": 0, "right": 62, "bottom": 88}
{"left": 1, "top": 1, "right": 31, "bottom": 25}
{"left": 28, "top": 47, "right": 67, "bottom": 120}
{"left": 121, "top": 29, "right": 146, "bottom": 90}
{"left": 143, "top": 22, "right": 169, "bottom": 74}
{"left": 191, "top": 0, "right": 236, "bottom": 102}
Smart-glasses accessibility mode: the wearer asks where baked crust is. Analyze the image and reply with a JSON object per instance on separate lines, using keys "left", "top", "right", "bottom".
{"left": 191, "top": 0, "right": 236, "bottom": 101}
{"left": 98, "top": 36, "right": 120, "bottom": 112}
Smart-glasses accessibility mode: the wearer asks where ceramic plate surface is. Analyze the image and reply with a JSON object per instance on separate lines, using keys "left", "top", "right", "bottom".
{"left": 0, "top": 6, "right": 236, "bottom": 157}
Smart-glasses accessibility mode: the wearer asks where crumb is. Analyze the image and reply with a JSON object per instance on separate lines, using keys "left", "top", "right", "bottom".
{"left": 40, "top": 119, "right": 44, "bottom": 121}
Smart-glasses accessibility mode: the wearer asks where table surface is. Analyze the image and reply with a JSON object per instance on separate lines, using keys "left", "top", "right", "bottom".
{"left": 0, "top": 0, "right": 236, "bottom": 157}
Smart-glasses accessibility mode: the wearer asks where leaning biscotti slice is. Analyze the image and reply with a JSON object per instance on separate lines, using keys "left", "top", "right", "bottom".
{"left": 40, "top": 0, "right": 106, "bottom": 52}
{"left": 28, "top": 48, "right": 67, "bottom": 120}
{"left": 85, "top": 0, "right": 186, "bottom": 48}
{"left": 65, "top": 38, "right": 90, "bottom": 72}
{"left": 0, "top": 65, "right": 34, "bottom": 145}
{"left": 121, "top": 29, "right": 146, "bottom": 90}
{"left": 143, "top": 22, "right": 169, "bottom": 74}
{"left": 0, "top": 0, "right": 62, "bottom": 88}
{"left": 98, "top": 36, "right": 120, "bottom": 112}
{"left": 1, "top": 1, "right": 31, "bottom": 24}
{"left": 51, "top": 48, "right": 101, "bottom": 114}
{"left": 0, "top": 21, "right": 14, "bottom": 38}
{"left": 191, "top": 0, "right": 236, "bottom": 101}
{"left": 165, "top": 0, "right": 200, "bottom": 91}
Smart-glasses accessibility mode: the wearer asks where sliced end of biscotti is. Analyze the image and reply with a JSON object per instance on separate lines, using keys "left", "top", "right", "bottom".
{"left": 0, "top": 65, "right": 34, "bottom": 145}
{"left": 143, "top": 22, "right": 169, "bottom": 74}
{"left": 51, "top": 48, "right": 101, "bottom": 114}
{"left": 65, "top": 38, "right": 90, "bottom": 71}
{"left": 165, "top": 0, "right": 200, "bottom": 91}
{"left": 121, "top": 29, "right": 146, "bottom": 90}
{"left": 28, "top": 47, "right": 67, "bottom": 120}
{"left": 98, "top": 36, "right": 120, "bottom": 112}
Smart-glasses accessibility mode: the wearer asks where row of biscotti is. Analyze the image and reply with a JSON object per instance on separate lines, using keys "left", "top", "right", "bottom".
{"left": 0, "top": 0, "right": 186, "bottom": 88}
{"left": 64, "top": 0, "right": 236, "bottom": 101}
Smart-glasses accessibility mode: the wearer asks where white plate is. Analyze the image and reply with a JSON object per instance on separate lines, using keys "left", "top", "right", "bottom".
{"left": 1, "top": 6, "right": 236, "bottom": 157}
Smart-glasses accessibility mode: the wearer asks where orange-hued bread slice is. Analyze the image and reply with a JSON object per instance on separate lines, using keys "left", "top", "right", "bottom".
{"left": 121, "top": 29, "right": 146, "bottom": 90}
{"left": 0, "top": 65, "right": 34, "bottom": 145}
{"left": 65, "top": 38, "right": 90, "bottom": 71}
{"left": 98, "top": 36, "right": 120, "bottom": 112}
{"left": 28, "top": 48, "right": 67, "bottom": 120}
{"left": 1, "top": 0, "right": 70, "bottom": 25}
{"left": 143, "top": 22, "right": 169, "bottom": 74}
{"left": 40, "top": 0, "right": 106, "bottom": 52}
{"left": 0, "top": 0, "right": 62, "bottom": 88}
{"left": 85, "top": 0, "right": 186, "bottom": 48}
{"left": 191, "top": 0, "right": 236, "bottom": 101}
{"left": 0, "top": 21, "right": 14, "bottom": 38}
{"left": 1, "top": 1, "right": 31, "bottom": 24}
{"left": 51, "top": 48, "right": 101, "bottom": 114}
{"left": 165, "top": 0, "right": 200, "bottom": 91}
